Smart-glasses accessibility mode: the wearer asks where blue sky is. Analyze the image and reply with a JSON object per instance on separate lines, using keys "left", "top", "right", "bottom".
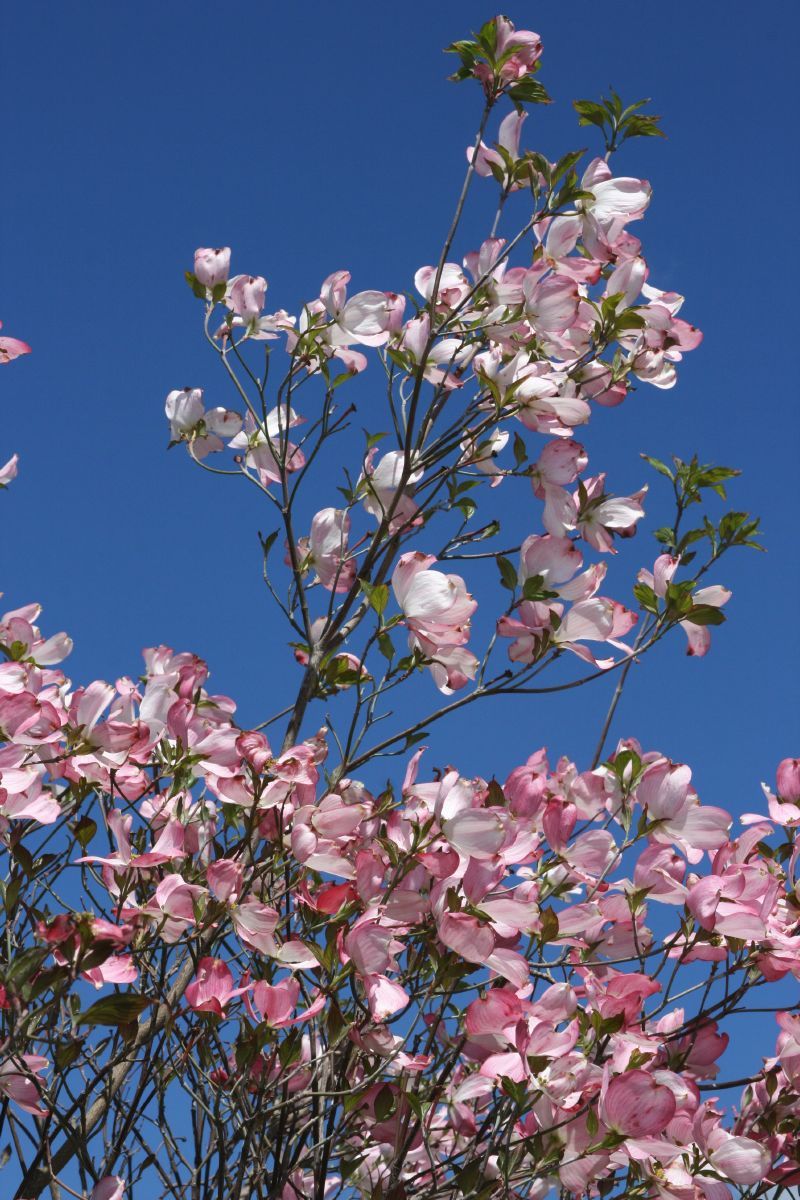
{"left": 3, "top": 0, "right": 797, "bottom": 808}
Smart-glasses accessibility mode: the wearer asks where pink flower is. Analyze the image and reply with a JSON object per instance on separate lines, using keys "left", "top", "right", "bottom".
{"left": 538, "top": 216, "right": 602, "bottom": 284}
{"left": 194, "top": 246, "right": 231, "bottom": 290}
{"left": 438, "top": 912, "right": 495, "bottom": 964}
{"left": 414, "top": 263, "right": 470, "bottom": 311}
{"left": 472, "top": 17, "right": 542, "bottom": 93}
{"left": 494, "top": 17, "right": 542, "bottom": 73}
{"left": 365, "top": 974, "right": 409, "bottom": 1021}
{"left": 90, "top": 1179, "right": 126, "bottom": 1200}
{"left": 0, "top": 453, "right": 19, "bottom": 489}
{"left": 680, "top": 584, "right": 731, "bottom": 657}
{"left": 165, "top": 387, "right": 242, "bottom": 458}
{"left": 301, "top": 508, "right": 357, "bottom": 593}
{"left": 0, "top": 321, "right": 31, "bottom": 363}
{"left": 468, "top": 111, "right": 528, "bottom": 188}
{"left": 629, "top": 284, "right": 703, "bottom": 389}
{"left": 515, "top": 370, "right": 591, "bottom": 437}
{"left": 523, "top": 273, "right": 580, "bottom": 335}
{"left": 637, "top": 556, "right": 731, "bottom": 656}
{"left": 518, "top": 534, "right": 583, "bottom": 588}
{"left": 777, "top": 757, "right": 800, "bottom": 801}
{"left": 555, "top": 597, "right": 637, "bottom": 666}
{"left": 638, "top": 762, "right": 693, "bottom": 822}
{"left": 401, "top": 312, "right": 472, "bottom": 389}
{"left": 531, "top": 439, "right": 588, "bottom": 493}
{"left": 0, "top": 1050, "right": 49, "bottom": 1116}
{"left": 392, "top": 553, "right": 476, "bottom": 643}
{"left": 144, "top": 872, "right": 206, "bottom": 943}
{"left": 320, "top": 270, "right": 403, "bottom": 348}
{"left": 498, "top": 589, "right": 637, "bottom": 671}
{"left": 232, "top": 898, "right": 279, "bottom": 955}
{"left": 459, "top": 426, "right": 509, "bottom": 485}
{"left": 763, "top": 758, "right": 800, "bottom": 826}
{"left": 227, "top": 274, "right": 267, "bottom": 322}
{"left": 82, "top": 955, "right": 138, "bottom": 990}
{"left": 576, "top": 475, "right": 647, "bottom": 553}
{"left": 636, "top": 758, "right": 730, "bottom": 862}
{"left": 442, "top": 807, "right": 512, "bottom": 860}
{"left": 392, "top": 552, "right": 478, "bottom": 692}
{"left": 601, "top": 1069, "right": 676, "bottom": 1137}
{"left": 227, "top": 409, "right": 305, "bottom": 486}
{"left": 250, "top": 978, "right": 300, "bottom": 1026}
{"left": 185, "top": 957, "right": 249, "bottom": 1016}
{"left": 577, "top": 158, "right": 651, "bottom": 260}
{"left": 360, "top": 448, "right": 422, "bottom": 532}
{"left": 425, "top": 644, "right": 479, "bottom": 695}
{"left": 708, "top": 1135, "right": 770, "bottom": 1186}
{"left": 207, "top": 858, "right": 244, "bottom": 902}
{"left": 345, "top": 918, "right": 404, "bottom": 977}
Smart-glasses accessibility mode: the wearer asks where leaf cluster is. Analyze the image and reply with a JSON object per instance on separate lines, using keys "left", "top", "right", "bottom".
{"left": 573, "top": 90, "right": 665, "bottom": 154}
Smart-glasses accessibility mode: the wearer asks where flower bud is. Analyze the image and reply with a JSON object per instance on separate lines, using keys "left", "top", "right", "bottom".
{"left": 194, "top": 246, "right": 231, "bottom": 289}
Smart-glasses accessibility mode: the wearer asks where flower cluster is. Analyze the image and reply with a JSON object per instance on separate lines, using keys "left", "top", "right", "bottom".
{"left": 172, "top": 84, "right": 710, "bottom": 699}
{"left": 0, "top": 601, "right": 797, "bottom": 1197}
{"left": 0, "top": 15, "right": 779, "bottom": 1200}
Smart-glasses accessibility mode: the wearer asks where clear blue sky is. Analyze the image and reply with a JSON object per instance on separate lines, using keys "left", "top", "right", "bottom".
{"left": 3, "top": 1, "right": 797, "bottom": 809}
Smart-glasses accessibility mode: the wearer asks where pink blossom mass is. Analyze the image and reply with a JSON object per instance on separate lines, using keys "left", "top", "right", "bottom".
{"left": 0, "top": 12, "right": 793, "bottom": 1200}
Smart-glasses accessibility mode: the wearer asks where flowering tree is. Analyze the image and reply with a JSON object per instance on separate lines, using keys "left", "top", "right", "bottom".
{"left": 1, "top": 16, "right": 798, "bottom": 1200}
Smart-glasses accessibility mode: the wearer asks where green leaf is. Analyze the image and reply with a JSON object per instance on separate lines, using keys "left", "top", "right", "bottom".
{"left": 676, "top": 528, "right": 708, "bottom": 554}
{"left": 71, "top": 816, "right": 97, "bottom": 851}
{"left": 683, "top": 605, "right": 726, "bottom": 627}
{"left": 374, "top": 1083, "right": 395, "bottom": 1121}
{"left": 405, "top": 1092, "right": 426, "bottom": 1122}
{"left": 539, "top": 906, "right": 559, "bottom": 946}
{"left": 359, "top": 580, "right": 389, "bottom": 615}
{"left": 507, "top": 77, "right": 552, "bottom": 107}
{"left": 527, "top": 151, "right": 552, "bottom": 186}
{"left": 385, "top": 346, "right": 409, "bottom": 371}
{"left": 632, "top": 582, "right": 658, "bottom": 614}
{"left": 377, "top": 632, "right": 395, "bottom": 662}
{"left": 259, "top": 529, "right": 279, "bottom": 560}
{"left": 330, "top": 372, "right": 356, "bottom": 390}
{"left": 500, "top": 1076, "right": 528, "bottom": 1107}
{"left": 343, "top": 1087, "right": 367, "bottom": 1114}
{"left": 612, "top": 748, "right": 642, "bottom": 787}
{"left": 653, "top": 526, "right": 676, "bottom": 546}
{"left": 497, "top": 555, "right": 518, "bottom": 591}
{"left": 476, "top": 18, "right": 498, "bottom": 55}
{"left": 455, "top": 1161, "right": 484, "bottom": 1194}
{"left": 573, "top": 99, "right": 608, "bottom": 130}
{"left": 485, "top": 779, "right": 506, "bottom": 807}
{"left": 3, "top": 876, "right": 21, "bottom": 914}
{"left": 552, "top": 148, "right": 586, "bottom": 184}
{"left": 403, "top": 729, "right": 429, "bottom": 752}
{"left": 522, "top": 574, "right": 556, "bottom": 602}
{"left": 55, "top": 1042, "right": 82, "bottom": 1072}
{"left": 278, "top": 1029, "right": 302, "bottom": 1068}
{"left": 620, "top": 111, "right": 666, "bottom": 143}
{"left": 78, "top": 994, "right": 151, "bottom": 1028}
{"left": 445, "top": 39, "right": 478, "bottom": 62}
{"left": 10, "top": 842, "right": 33, "bottom": 876}
{"left": 370, "top": 584, "right": 389, "bottom": 615}
{"left": 6, "top": 946, "right": 48, "bottom": 986}
{"left": 614, "top": 308, "right": 646, "bottom": 331}
{"left": 184, "top": 271, "right": 207, "bottom": 301}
